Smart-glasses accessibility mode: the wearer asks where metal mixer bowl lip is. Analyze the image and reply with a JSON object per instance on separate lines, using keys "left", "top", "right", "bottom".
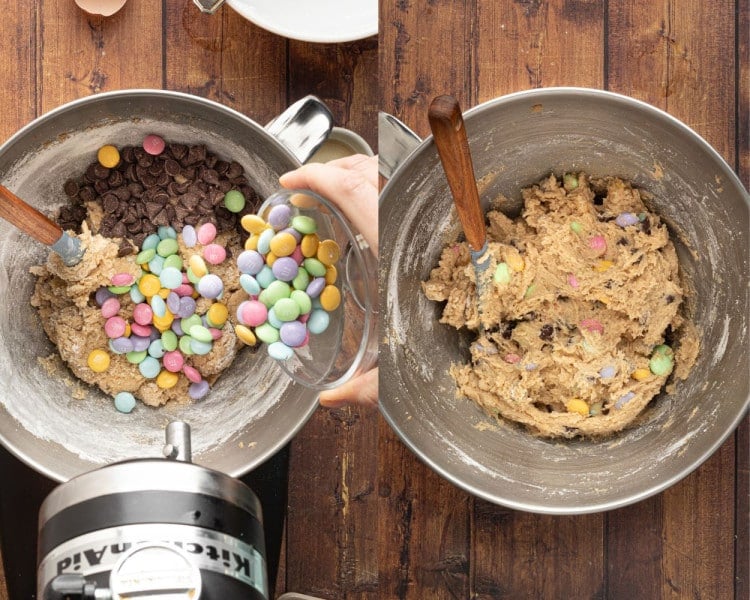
{"left": 0, "top": 88, "right": 320, "bottom": 483}
{"left": 379, "top": 86, "right": 750, "bottom": 514}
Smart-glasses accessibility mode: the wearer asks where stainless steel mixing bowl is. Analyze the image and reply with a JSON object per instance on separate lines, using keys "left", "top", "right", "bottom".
{"left": 0, "top": 89, "right": 334, "bottom": 482}
{"left": 379, "top": 87, "right": 750, "bottom": 514}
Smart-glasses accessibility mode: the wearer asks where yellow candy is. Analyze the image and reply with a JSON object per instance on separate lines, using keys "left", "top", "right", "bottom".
{"left": 158, "top": 288, "right": 171, "bottom": 299}
{"left": 324, "top": 264, "right": 337, "bottom": 285}
{"left": 156, "top": 370, "right": 179, "bottom": 389}
{"left": 300, "top": 234, "right": 319, "bottom": 258}
{"left": 505, "top": 252, "right": 525, "bottom": 272}
{"left": 244, "top": 235, "right": 259, "bottom": 251}
{"left": 97, "top": 145, "right": 120, "bottom": 169}
{"left": 593, "top": 260, "right": 614, "bottom": 272}
{"left": 152, "top": 311, "right": 174, "bottom": 331}
{"left": 290, "top": 192, "right": 317, "bottom": 208}
{"left": 189, "top": 254, "right": 208, "bottom": 278}
{"left": 317, "top": 239, "right": 341, "bottom": 266}
{"left": 138, "top": 273, "right": 161, "bottom": 297}
{"left": 240, "top": 215, "right": 268, "bottom": 235}
{"left": 265, "top": 252, "right": 278, "bottom": 266}
{"left": 235, "top": 324, "right": 257, "bottom": 346}
{"left": 566, "top": 398, "right": 589, "bottom": 416}
{"left": 124, "top": 323, "right": 131, "bottom": 337}
{"left": 269, "top": 232, "right": 297, "bottom": 257}
{"left": 87, "top": 349, "right": 110, "bottom": 373}
{"left": 319, "top": 285, "right": 341, "bottom": 311}
{"left": 207, "top": 303, "right": 228, "bottom": 327}
{"left": 596, "top": 295, "right": 611, "bottom": 306}
{"left": 631, "top": 368, "right": 651, "bottom": 381}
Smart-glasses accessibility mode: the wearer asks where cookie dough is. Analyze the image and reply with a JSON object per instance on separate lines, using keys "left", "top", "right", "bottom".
{"left": 31, "top": 224, "right": 246, "bottom": 407}
{"left": 423, "top": 173, "right": 699, "bottom": 438}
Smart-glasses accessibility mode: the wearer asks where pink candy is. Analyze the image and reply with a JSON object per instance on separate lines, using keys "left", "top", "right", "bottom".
{"left": 133, "top": 303, "right": 154, "bottom": 326}
{"left": 130, "top": 323, "right": 152, "bottom": 337}
{"left": 567, "top": 274, "right": 579, "bottom": 289}
{"left": 209, "top": 328, "right": 222, "bottom": 340}
{"left": 111, "top": 273, "right": 134, "bottom": 286}
{"left": 163, "top": 350, "right": 184, "bottom": 373}
{"left": 203, "top": 243, "right": 227, "bottom": 265}
{"left": 197, "top": 223, "right": 217, "bottom": 245}
{"left": 504, "top": 353, "right": 521, "bottom": 364}
{"left": 588, "top": 235, "right": 607, "bottom": 255}
{"left": 143, "top": 134, "right": 165, "bottom": 156}
{"left": 101, "top": 297, "right": 120, "bottom": 318}
{"left": 104, "top": 316, "right": 127, "bottom": 338}
{"left": 291, "top": 246, "right": 304, "bottom": 265}
{"left": 238, "top": 300, "right": 267, "bottom": 327}
{"left": 580, "top": 318, "right": 604, "bottom": 334}
{"left": 182, "top": 364, "right": 202, "bottom": 383}
{"left": 174, "top": 284, "right": 194, "bottom": 297}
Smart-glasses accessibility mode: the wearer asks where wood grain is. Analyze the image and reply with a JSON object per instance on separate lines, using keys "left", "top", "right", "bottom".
{"left": 0, "top": 3, "right": 36, "bottom": 141}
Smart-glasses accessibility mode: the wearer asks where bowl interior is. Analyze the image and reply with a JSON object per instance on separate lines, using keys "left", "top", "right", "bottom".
{"left": 0, "top": 91, "right": 319, "bottom": 482}
{"left": 379, "top": 89, "right": 750, "bottom": 513}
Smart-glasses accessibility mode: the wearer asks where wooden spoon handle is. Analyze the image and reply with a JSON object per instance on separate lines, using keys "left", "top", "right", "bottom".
{"left": 428, "top": 95, "right": 485, "bottom": 252}
{"left": 0, "top": 184, "right": 62, "bottom": 246}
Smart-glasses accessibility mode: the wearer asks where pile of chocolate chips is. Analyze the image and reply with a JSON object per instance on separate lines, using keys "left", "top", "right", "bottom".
{"left": 58, "top": 142, "right": 260, "bottom": 253}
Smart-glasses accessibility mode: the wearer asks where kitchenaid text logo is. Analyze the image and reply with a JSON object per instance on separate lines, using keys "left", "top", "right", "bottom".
{"left": 39, "top": 523, "right": 268, "bottom": 597}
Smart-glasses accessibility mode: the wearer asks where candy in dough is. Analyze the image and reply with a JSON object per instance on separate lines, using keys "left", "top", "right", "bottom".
{"left": 31, "top": 224, "right": 245, "bottom": 407}
{"left": 423, "top": 174, "right": 699, "bottom": 438}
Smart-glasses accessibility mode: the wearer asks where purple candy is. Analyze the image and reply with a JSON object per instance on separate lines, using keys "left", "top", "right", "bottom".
{"left": 167, "top": 292, "right": 181, "bottom": 314}
{"left": 131, "top": 335, "right": 151, "bottom": 352}
{"left": 197, "top": 274, "right": 223, "bottom": 299}
{"left": 178, "top": 296, "right": 197, "bottom": 318}
{"left": 306, "top": 277, "right": 326, "bottom": 298}
{"left": 280, "top": 321, "right": 307, "bottom": 347}
{"left": 188, "top": 379, "right": 210, "bottom": 400}
{"left": 182, "top": 224, "right": 197, "bottom": 248}
{"left": 171, "top": 321, "right": 184, "bottom": 336}
{"left": 268, "top": 204, "right": 291, "bottom": 230}
{"left": 110, "top": 336, "right": 134, "bottom": 353}
{"left": 149, "top": 328, "right": 162, "bottom": 341}
{"left": 615, "top": 212, "right": 639, "bottom": 228}
{"left": 272, "top": 257, "right": 299, "bottom": 282}
{"left": 615, "top": 391, "right": 636, "bottom": 409}
{"left": 95, "top": 287, "right": 115, "bottom": 306}
{"left": 236, "top": 250, "right": 264, "bottom": 275}
{"left": 280, "top": 227, "right": 302, "bottom": 243}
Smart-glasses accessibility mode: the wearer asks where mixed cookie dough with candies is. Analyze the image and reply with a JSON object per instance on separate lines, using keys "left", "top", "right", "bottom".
{"left": 423, "top": 173, "right": 699, "bottom": 438}
{"left": 31, "top": 135, "right": 341, "bottom": 412}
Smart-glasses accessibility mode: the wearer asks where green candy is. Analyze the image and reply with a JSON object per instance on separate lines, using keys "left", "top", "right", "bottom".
{"left": 274, "top": 298, "right": 300, "bottom": 322}
{"left": 136, "top": 248, "right": 156, "bottom": 264}
{"left": 186, "top": 266, "right": 201, "bottom": 284}
{"left": 649, "top": 344, "right": 674, "bottom": 376}
{"left": 493, "top": 262, "right": 511, "bottom": 285}
{"left": 223, "top": 189, "right": 246, "bottom": 213}
{"left": 190, "top": 325, "right": 213, "bottom": 343}
{"left": 181, "top": 314, "right": 202, "bottom": 336}
{"left": 292, "top": 267, "right": 310, "bottom": 291}
{"left": 126, "top": 350, "right": 147, "bottom": 364}
{"left": 259, "top": 281, "right": 291, "bottom": 308}
{"left": 291, "top": 215, "right": 317, "bottom": 235}
{"left": 156, "top": 238, "right": 179, "bottom": 257}
{"left": 161, "top": 330, "right": 178, "bottom": 351}
{"left": 255, "top": 322, "right": 280, "bottom": 344}
{"left": 290, "top": 289, "right": 312, "bottom": 315}
{"left": 163, "top": 254, "right": 183, "bottom": 270}
{"left": 563, "top": 173, "right": 579, "bottom": 190}
{"left": 179, "top": 335, "right": 195, "bottom": 355}
{"left": 303, "top": 258, "right": 326, "bottom": 277}
{"left": 570, "top": 221, "right": 583, "bottom": 234}
{"left": 108, "top": 285, "right": 132, "bottom": 294}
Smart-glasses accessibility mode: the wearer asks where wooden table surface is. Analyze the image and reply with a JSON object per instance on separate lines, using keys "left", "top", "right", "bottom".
{"left": 0, "top": 1, "right": 747, "bottom": 600}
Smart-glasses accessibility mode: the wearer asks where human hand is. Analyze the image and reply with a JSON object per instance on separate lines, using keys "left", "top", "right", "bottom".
{"left": 279, "top": 153, "right": 379, "bottom": 408}
{"left": 279, "top": 154, "right": 378, "bottom": 257}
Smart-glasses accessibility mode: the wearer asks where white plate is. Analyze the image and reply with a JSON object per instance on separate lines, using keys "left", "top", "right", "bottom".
{"left": 227, "top": 0, "right": 377, "bottom": 43}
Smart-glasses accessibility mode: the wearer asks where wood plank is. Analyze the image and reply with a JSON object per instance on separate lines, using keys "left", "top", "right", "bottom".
{"left": 378, "top": 420, "right": 471, "bottom": 600}
{"left": 39, "top": 0, "right": 163, "bottom": 110}
{"left": 289, "top": 39, "right": 379, "bottom": 148}
{"left": 0, "top": 2, "right": 36, "bottom": 141}
{"left": 475, "top": 0, "right": 605, "bottom": 101}
{"left": 380, "top": 0, "right": 475, "bottom": 139}
{"left": 284, "top": 407, "right": 379, "bottom": 598}
{"left": 472, "top": 504, "right": 604, "bottom": 599}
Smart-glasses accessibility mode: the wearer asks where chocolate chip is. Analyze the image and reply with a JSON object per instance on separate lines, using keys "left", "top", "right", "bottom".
{"left": 641, "top": 217, "right": 651, "bottom": 234}
{"left": 117, "top": 239, "right": 134, "bottom": 256}
{"left": 164, "top": 159, "right": 180, "bottom": 176}
{"left": 540, "top": 324, "right": 554, "bottom": 341}
{"left": 63, "top": 179, "right": 79, "bottom": 197}
{"left": 113, "top": 186, "right": 131, "bottom": 201}
{"left": 102, "top": 194, "right": 119, "bottom": 214}
{"left": 93, "top": 180, "right": 110, "bottom": 195}
{"left": 218, "top": 180, "right": 232, "bottom": 194}
{"left": 665, "top": 295, "right": 675, "bottom": 304}
{"left": 205, "top": 153, "right": 218, "bottom": 169}
{"left": 108, "top": 170, "right": 124, "bottom": 187}
{"left": 226, "top": 161, "right": 243, "bottom": 179}
{"left": 169, "top": 143, "right": 188, "bottom": 161}
{"left": 121, "top": 146, "right": 135, "bottom": 163}
{"left": 617, "top": 237, "right": 628, "bottom": 245}
{"left": 203, "top": 168, "right": 220, "bottom": 186}
{"left": 215, "top": 160, "right": 229, "bottom": 175}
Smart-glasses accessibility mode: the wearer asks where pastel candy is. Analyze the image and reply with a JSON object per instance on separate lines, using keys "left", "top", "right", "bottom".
{"left": 268, "top": 341, "right": 294, "bottom": 360}
{"left": 182, "top": 225, "right": 197, "bottom": 247}
{"left": 280, "top": 321, "right": 307, "bottom": 347}
{"left": 237, "top": 250, "right": 265, "bottom": 275}
{"left": 272, "top": 256, "right": 299, "bottom": 282}
{"left": 268, "top": 204, "right": 291, "bottom": 230}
